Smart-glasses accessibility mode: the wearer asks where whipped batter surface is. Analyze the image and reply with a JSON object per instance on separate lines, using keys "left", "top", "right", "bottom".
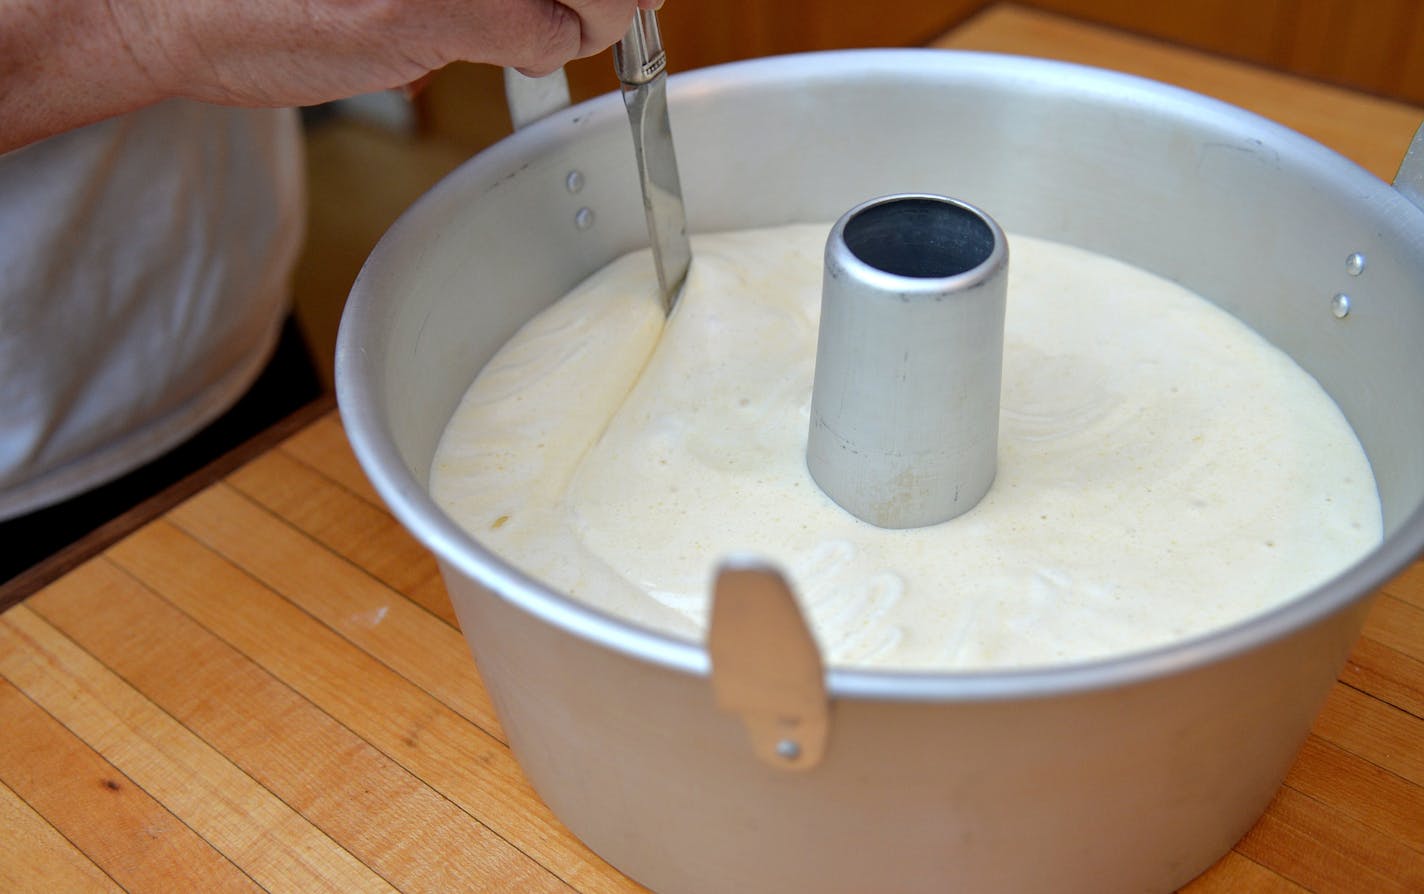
{"left": 430, "top": 224, "right": 1381, "bottom": 670}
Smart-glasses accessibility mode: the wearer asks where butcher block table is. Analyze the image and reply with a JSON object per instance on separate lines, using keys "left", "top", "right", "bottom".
{"left": 3, "top": 6, "right": 1422, "bottom": 892}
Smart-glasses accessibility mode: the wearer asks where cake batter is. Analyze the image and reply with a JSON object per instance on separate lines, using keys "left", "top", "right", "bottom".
{"left": 431, "top": 224, "right": 1381, "bottom": 670}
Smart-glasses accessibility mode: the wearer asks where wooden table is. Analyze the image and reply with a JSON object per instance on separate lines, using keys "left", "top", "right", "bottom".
{"left": 3, "top": 7, "right": 1421, "bottom": 892}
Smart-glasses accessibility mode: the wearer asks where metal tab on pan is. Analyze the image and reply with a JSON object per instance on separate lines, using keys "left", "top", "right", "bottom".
{"left": 709, "top": 559, "right": 830, "bottom": 771}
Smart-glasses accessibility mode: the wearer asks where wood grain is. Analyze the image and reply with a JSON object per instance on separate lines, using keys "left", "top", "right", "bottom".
{"left": 1284, "top": 735, "right": 1424, "bottom": 854}
{"left": 161, "top": 486, "right": 494, "bottom": 736}
{"left": 226, "top": 449, "right": 456, "bottom": 626}
{"left": 1237, "top": 785, "right": 1424, "bottom": 893}
{"left": 0, "top": 606, "right": 393, "bottom": 894}
{"left": 2, "top": 8, "right": 1421, "bottom": 893}
{"left": 1340, "top": 635, "right": 1424, "bottom": 718}
{"left": 0, "top": 675, "right": 261, "bottom": 893}
{"left": 1179, "top": 849, "right": 1307, "bottom": 893}
{"left": 1312, "top": 683, "right": 1424, "bottom": 786}
{"left": 0, "top": 779, "right": 122, "bottom": 894}
{"left": 1025, "top": 0, "right": 1293, "bottom": 62}
{"left": 280, "top": 412, "right": 386, "bottom": 506}
{"left": 27, "top": 558, "right": 564, "bottom": 893}
{"left": 1279, "top": 0, "right": 1424, "bottom": 102}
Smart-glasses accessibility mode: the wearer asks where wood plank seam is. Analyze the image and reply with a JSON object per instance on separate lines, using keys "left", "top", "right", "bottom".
{"left": 96, "top": 552, "right": 566, "bottom": 888}
{"left": 67, "top": 556, "right": 571, "bottom": 893}
{"left": 1318, "top": 683, "right": 1424, "bottom": 789}
{"left": 231, "top": 449, "right": 459, "bottom": 631}
{"left": 1245, "top": 782, "right": 1424, "bottom": 891}
{"left": 1282, "top": 736, "right": 1424, "bottom": 859}
{"left": 1340, "top": 667, "right": 1424, "bottom": 722}
{"left": 1341, "top": 677, "right": 1424, "bottom": 726}
{"left": 0, "top": 397, "right": 337, "bottom": 615}
{"left": 1275, "top": 777, "right": 1424, "bottom": 861}
{"left": 92, "top": 539, "right": 580, "bottom": 890}
{"left": 0, "top": 775, "right": 125, "bottom": 893}
{"left": 0, "top": 605, "right": 396, "bottom": 894}
{"left": 1178, "top": 848, "right": 1305, "bottom": 893}
{"left": 1339, "top": 634, "right": 1424, "bottom": 761}
{"left": 93, "top": 542, "right": 589, "bottom": 893}
{"left": 164, "top": 484, "right": 502, "bottom": 740}
{"left": 0, "top": 675, "right": 268, "bottom": 892}
{"left": 229, "top": 451, "right": 461, "bottom": 633}
{"left": 276, "top": 418, "right": 390, "bottom": 518}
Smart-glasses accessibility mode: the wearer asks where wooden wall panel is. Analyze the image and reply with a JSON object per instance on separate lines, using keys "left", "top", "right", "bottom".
{"left": 658, "top": 0, "right": 765, "bottom": 66}
{"left": 1403, "top": 6, "right": 1424, "bottom": 106}
{"left": 756, "top": 0, "right": 983, "bottom": 54}
{"left": 417, "top": 0, "right": 987, "bottom": 155}
{"left": 1016, "top": 0, "right": 1424, "bottom": 105}
{"left": 1015, "top": 0, "right": 1292, "bottom": 62}
{"left": 1280, "top": 0, "right": 1424, "bottom": 102}
{"left": 416, "top": 0, "right": 1423, "bottom": 157}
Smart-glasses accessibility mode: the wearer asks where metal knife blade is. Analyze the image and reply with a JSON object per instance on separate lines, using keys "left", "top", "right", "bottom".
{"left": 613, "top": 10, "right": 692, "bottom": 314}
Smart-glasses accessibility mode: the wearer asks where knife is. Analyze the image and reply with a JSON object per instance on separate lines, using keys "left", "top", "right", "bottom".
{"left": 613, "top": 10, "right": 692, "bottom": 314}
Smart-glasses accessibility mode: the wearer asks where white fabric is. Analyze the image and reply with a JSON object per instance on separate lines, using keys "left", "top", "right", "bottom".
{"left": 0, "top": 102, "right": 305, "bottom": 520}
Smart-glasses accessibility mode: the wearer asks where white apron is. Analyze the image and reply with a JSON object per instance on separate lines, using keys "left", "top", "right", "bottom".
{"left": 0, "top": 102, "right": 305, "bottom": 519}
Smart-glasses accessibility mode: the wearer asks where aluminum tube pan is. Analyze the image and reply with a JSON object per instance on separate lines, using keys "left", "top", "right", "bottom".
{"left": 807, "top": 194, "right": 1008, "bottom": 528}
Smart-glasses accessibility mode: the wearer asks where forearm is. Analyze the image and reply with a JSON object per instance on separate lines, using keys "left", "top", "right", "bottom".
{"left": 0, "top": 0, "right": 660, "bottom": 155}
{"left": 0, "top": 1, "right": 167, "bottom": 153}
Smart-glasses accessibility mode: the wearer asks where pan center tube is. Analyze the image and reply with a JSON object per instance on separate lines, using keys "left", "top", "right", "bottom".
{"left": 806, "top": 194, "right": 1009, "bottom": 529}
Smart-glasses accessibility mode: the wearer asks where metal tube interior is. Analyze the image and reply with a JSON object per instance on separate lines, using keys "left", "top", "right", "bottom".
{"left": 842, "top": 197, "right": 996, "bottom": 278}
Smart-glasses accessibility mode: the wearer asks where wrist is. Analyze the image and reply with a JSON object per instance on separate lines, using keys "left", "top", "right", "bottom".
{"left": 101, "top": 1, "right": 189, "bottom": 104}
{"left": 0, "top": 0, "right": 171, "bottom": 151}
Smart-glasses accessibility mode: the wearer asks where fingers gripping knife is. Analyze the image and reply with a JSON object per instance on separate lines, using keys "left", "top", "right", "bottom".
{"left": 504, "top": 11, "right": 691, "bottom": 314}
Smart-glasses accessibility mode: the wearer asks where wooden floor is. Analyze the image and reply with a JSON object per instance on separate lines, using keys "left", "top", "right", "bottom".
{"left": 3, "top": 7, "right": 1422, "bottom": 893}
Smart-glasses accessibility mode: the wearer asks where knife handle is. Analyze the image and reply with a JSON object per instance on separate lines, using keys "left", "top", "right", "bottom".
{"left": 613, "top": 10, "right": 668, "bottom": 86}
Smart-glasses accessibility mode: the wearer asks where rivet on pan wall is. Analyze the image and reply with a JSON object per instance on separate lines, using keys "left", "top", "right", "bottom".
{"left": 574, "top": 207, "right": 595, "bottom": 230}
{"left": 566, "top": 170, "right": 585, "bottom": 194}
{"left": 1331, "top": 293, "right": 1352, "bottom": 319}
{"left": 1346, "top": 252, "right": 1366, "bottom": 276}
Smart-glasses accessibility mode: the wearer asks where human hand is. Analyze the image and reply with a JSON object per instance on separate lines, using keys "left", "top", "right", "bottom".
{"left": 112, "top": 0, "right": 664, "bottom": 108}
{"left": 2, "top": 0, "right": 666, "bottom": 152}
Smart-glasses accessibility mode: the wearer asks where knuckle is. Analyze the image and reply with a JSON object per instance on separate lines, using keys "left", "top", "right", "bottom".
{"left": 521, "top": 3, "right": 581, "bottom": 72}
